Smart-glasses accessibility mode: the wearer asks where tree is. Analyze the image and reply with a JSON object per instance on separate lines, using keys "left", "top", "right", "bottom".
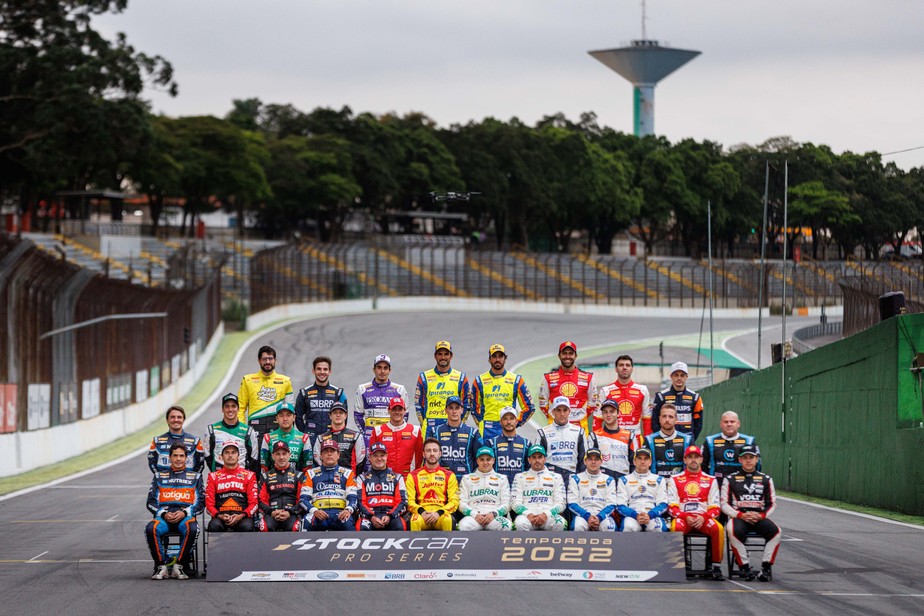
{"left": 0, "top": 0, "right": 175, "bottom": 207}
{"left": 788, "top": 181, "right": 856, "bottom": 260}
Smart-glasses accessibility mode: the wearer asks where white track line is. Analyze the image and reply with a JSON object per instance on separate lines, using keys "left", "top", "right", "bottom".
{"left": 778, "top": 496, "right": 924, "bottom": 530}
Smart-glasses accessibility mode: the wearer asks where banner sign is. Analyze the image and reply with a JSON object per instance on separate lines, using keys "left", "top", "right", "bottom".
{"left": 206, "top": 531, "right": 685, "bottom": 582}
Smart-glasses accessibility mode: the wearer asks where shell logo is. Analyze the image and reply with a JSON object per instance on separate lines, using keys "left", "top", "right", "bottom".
{"left": 684, "top": 482, "right": 701, "bottom": 496}
{"left": 618, "top": 400, "right": 635, "bottom": 416}
{"left": 559, "top": 382, "right": 578, "bottom": 398}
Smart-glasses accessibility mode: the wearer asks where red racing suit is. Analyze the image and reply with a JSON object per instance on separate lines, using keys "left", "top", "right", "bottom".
{"left": 595, "top": 380, "right": 651, "bottom": 438}
{"left": 206, "top": 466, "right": 259, "bottom": 518}
{"left": 538, "top": 367, "right": 597, "bottom": 431}
{"left": 369, "top": 421, "right": 423, "bottom": 477}
{"left": 667, "top": 470, "right": 724, "bottom": 564}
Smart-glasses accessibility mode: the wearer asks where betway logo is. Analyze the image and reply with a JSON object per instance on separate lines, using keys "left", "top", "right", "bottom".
{"left": 280, "top": 537, "right": 469, "bottom": 551}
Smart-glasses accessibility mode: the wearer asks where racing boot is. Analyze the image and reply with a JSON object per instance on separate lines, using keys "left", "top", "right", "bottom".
{"left": 757, "top": 563, "right": 772, "bottom": 582}
{"left": 710, "top": 565, "right": 725, "bottom": 581}
{"left": 171, "top": 564, "right": 189, "bottom": 580}
{"left": 151, "top": 565, "right": 169, "bottom": 580}
{"left": 739, "top": 564, "right": 756, "bottom": 581}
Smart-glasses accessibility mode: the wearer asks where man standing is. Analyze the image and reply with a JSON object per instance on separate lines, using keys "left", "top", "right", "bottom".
{"left": 472, "top": 344, "right": 535, "bottom": 441}
{"left": 259, "top": 403, "right": 313, "bottom": 473}
{"left": 369, "top": 397, "right": 423, "bottom": 477}
{"left": 294, "top": 355, "right": 347, "bottom": 440}
{"left": 415, "top": 341, "right": 471, "bottom": 438}
{"left": 721, "top": 445, "right": 781, "bottom": 582}
{"left": 703, "top": 411, "right": 758, "bottom": 486}
{"left": 354, "top": 354, "right": 409, "bottom": 449}
{"left": 645, "top": 404, "right": 692, "bottom": 477}
{"left": 206, "top": 442, "right": 259, "bottom": 532}
{"left": 145, "top": 443, "right": 203, "bottom": 580}
{"left": 203, "top": 393, "right": 259, "bottom": 473}
{"left": 238, "top": 345, "right": 293, "bottom": 438}
{"left": 314, "top": 402, "right": 366, "bottom": 475}
{"left": 258, "top": 441, "right": 306, "bottom": 532}
{"left": 356, "top": 443, "right": 407, "bottom": 531}
{"left": 486, "top": 407, "right": 531, "bottom": 487}
{"left": 511, "top": 445, "right": 566, "bottom": 531}
{"left": 567, "top": 448, "right": 618, "bottom": 531}
{"left": 148, "top": 405, "right": 203, "bottom": 474}
{"left": 301, "top": 439, "right": 359, "bottom": 531}
{"left": 591, "top": 399, "right": 637, "bottom": 480}
{"left": 406, "top": 438, "right": 459, "bottom": 531}
{"left": 458, "top": 447, "right": 512, "bottom": 531}
{"left": 616, "top": 448, "right": 669, "bottom": 532}
{"left": 538, "top": 341, "right": 596, "bottom": 432}
{"left": 650, "top": 361, "right": 703, "bottom": 440}
{"left": 667, "top": 445, "right": 725, "bottom": 581}
{"left": 536, "top": 395, "right": 586, "bottom": 482}
{"left": 596, "top": 355, "right": 651, "bottom": 438}
{"left": 435, "top": 395, "right": 482, "bottom": 483}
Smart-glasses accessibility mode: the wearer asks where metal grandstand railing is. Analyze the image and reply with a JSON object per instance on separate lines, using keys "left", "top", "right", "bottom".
{"left": 249, "top": 241, "right": 924, "bottom": 313}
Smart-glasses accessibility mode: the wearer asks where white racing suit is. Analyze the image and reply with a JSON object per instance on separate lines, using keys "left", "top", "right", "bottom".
{"left": 511, "top": 467, "right": 566, "bottom": 531}
{"left": 616, "top": 471, "right": 669, "bottom": 532}
{"left": 567, "top": 471, "right": 618, "bottom": 531}
{"left": 458, "top": 470, "right": 512, "bottom": 531}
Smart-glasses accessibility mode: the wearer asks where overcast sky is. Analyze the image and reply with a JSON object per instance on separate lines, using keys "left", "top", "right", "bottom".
{"left": 95, "top": 0, "right": 924, "bottom": 169}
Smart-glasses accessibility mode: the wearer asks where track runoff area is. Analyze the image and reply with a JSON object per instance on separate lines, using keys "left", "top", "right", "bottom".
{"left": 2, "top": 311, "right": 923, "bottom": 614}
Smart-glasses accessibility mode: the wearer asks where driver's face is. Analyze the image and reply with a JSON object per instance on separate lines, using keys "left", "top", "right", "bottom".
{"left": 259, "top": 354, "right": 276, "bottom": 374}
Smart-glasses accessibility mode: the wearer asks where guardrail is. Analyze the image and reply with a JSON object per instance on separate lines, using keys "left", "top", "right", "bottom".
{"left": 791, "top": 321, "right": 843, "bottom": 355}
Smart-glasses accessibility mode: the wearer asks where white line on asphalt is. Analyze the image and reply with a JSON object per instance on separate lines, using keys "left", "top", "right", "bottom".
{"left": 778, "top": 496, "right": 924, "bottom": 530}
{"left": 107, "top": 515, "right": 118, "bottom": 522}
{"left": 48, "top": 485, "right": 149, "bottom": 489}
{"left": 781, "top": 536, "right": 804, "bottom": 542}
{"left": 27, "top": 551, "right": 48, "bottom": 562}
{"left": 729, "top": 579, "right": 756, "bottom": 592}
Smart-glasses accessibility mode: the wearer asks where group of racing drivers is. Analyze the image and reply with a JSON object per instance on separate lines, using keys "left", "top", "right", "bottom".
{"left": 145, "top": 341, "right": 780, "bottom": 583}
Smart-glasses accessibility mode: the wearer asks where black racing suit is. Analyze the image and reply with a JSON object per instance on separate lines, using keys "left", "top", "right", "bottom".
{"left": 720, "top": 470, "right": 782, "bottom": 567}
{"left": 258, "top": 464, "right": 306, "bottom": 532}
{"left": 294, "top": 383, "right": 348, "bottom": 440}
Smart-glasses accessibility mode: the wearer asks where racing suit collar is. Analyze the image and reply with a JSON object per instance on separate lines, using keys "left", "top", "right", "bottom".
{"left": 658, "top": 429, "right": 677, "bottom": 438}
{"left": 274, "top": 462, "right": 292, "bottom": 472}
{"left": 489, "top": 369, "right": 508, "bottom": 377}
{"left": 320, "top": 464, "right": 341, "bottom": 472}
{"left": 432, "top": 366, "right": 452, "bottom": 375}
{"left": 221, "top": 420, "right": 241, "bottom": 429}
{"left": 372, "top": 379, "right": 392, "bottom": 388}
{"left": 388, "top": 420, "right": 407, "bottom": 429}
{"left": 601, "top": 424, "right": 622, "bottom": 434}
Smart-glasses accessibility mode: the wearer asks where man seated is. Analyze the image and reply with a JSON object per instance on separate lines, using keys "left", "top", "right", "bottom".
{"left": 567, "top": 448, "right": 618, "bottom": 531}
{"left": 458, "top": 447, "right": 512, "bottom": 531}
{"left": 721, "top": 445, "right": 781, "bottom": 582}
{"left": 206, "top": 442, "right": 258, "bottom": 532}
{"left": 258, "top": 441, "right": 306, "bottom": 532}
{"left": 406, "top": 438, "right": 459, "bottom": 531}
{"left": 511, "top": 445, "right": 566, "bottom": 531}
{"left": 260, "top": 402, "right": 313, "bottom": 473}
{"left": 301, "top": 439, "right": 359, "bottom": 531}
{"left": 145, "top": 443, "right": 203, "bottom": 580}
{"left": 148, "top": 405, "right": 203, "bottom": 474}
{"left": 616, "top": 447, "right": 669, "bottom": 532}
{"left": 667, "top": 445, "right": 725, "bottom": 581}
{"left": 356, "top": 443, "right": 407, "bottom": 531}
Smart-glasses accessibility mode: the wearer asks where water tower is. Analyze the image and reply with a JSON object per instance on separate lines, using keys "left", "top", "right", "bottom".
{"left": 588, "top": 2, "right": 700, "bottom": 136}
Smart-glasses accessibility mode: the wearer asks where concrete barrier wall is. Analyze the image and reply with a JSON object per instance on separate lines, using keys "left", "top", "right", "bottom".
{"left": 701, "top": 314, "right": 924, "bottom": 515}
{"left": 0, "top": 323, "right": 224, "bottom": 478}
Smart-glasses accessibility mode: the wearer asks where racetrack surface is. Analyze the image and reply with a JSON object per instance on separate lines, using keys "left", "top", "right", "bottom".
{"left": 2, "top": 311, "right": 922, "bottom": 615}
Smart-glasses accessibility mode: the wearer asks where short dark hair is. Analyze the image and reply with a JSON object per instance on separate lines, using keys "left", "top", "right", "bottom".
{"left": 169, "top": 442, "right": 187, "bottom": 455}
{"left": 258, "top": 345, "right": 276, "bottom": 359}
{"left": 660, "top": 403, "right": 677, "bottom": 414}
{"left": 423, "top": 437, "right": 441, "bottom": 449}
{"left": 165, "top": 405, "right": 186, "bottom": 420}
{"left": 615, "top": 355, "right": 633, "bottom": 367}
{"left": 313, "top": 356, "right": 332, "bottom": 369}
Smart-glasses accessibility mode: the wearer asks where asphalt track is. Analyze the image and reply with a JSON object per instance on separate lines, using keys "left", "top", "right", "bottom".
{"left": 2, "top": 310, "right": 923, "bottom": 615}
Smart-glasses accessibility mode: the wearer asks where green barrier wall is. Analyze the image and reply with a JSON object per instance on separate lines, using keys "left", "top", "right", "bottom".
{"left": 701, "top": 314, "right": 924, "bottom": 515}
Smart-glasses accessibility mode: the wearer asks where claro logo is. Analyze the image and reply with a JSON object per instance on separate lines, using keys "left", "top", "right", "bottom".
{"left": 413, "top": 572, "right": 437, "bottom": 579}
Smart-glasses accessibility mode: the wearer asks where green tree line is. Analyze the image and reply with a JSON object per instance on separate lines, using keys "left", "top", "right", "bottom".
{"left": 3, "top": 2, "right": 923, "bottom": 258}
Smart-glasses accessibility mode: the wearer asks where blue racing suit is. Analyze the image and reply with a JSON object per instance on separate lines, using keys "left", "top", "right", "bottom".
{"left": 301, "top": 464, "right": 359, "bottom": 531}
{"left": 145, "top": 469, "right": 204, "bottom": 566}
{"left": 486, "top": 434, "right": 531, "bottom": 487}
{"left": 434, "top": 422, "right": 482, "bottom": 482}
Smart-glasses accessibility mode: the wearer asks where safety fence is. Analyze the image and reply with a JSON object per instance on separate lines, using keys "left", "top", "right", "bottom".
{"left": 249, "top": 241, "right": 924, "bottom": 314}
{"left": 839, "top": 276, "right": 924, "bottom": 337}
{"left": 0, "top": 234, "right": 221, "bottom": 434}
{"left": 701, "top": 313, "right": 924, "bottom": 515}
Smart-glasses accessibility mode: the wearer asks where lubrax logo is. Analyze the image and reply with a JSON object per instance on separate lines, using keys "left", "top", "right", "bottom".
{"left": 280, "top": 537, "right": 469, "bottom": 551}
